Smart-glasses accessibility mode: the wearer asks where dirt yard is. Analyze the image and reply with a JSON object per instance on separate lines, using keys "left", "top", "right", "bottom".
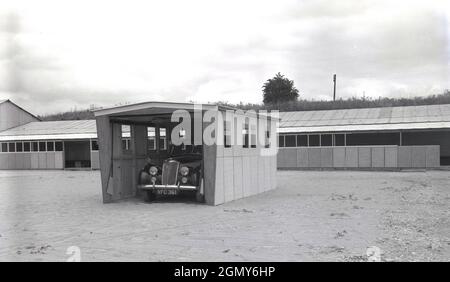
{"left": 0, "top": 170, "right": 449, "bottom": 262}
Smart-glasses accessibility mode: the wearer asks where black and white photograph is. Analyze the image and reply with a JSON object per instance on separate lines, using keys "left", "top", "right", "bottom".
{"left": 0, "top": 0, "right": 449, "bottom": 266}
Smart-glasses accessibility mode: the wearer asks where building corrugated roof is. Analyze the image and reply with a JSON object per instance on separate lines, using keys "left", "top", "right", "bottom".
{"left": 0, "top": 120, "right": 97, "bottom": 141}
{"left": 0, "top": 120, "right": 97, "bottom": 136}
{"left": 278, "top": 104, "right": 450, "bottom": 133}
{"left": 2, "top": 103, "right": 450, "bottom": 140}
{"left": 0, "top": 120, "right": 164, "bottom": 141}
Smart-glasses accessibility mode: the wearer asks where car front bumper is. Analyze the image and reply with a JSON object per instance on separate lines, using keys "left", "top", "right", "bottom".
{"left": 137, "top": 184, "right": 198, "bottom": 191}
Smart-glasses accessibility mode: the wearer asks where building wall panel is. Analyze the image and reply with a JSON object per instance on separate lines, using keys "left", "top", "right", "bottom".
{"left": 7, "top": 153, "right": 15, "bottom": 169}
{"left": 384, "top": 146, "right": 398, "bottom": 167}
{"left": 23, "top": 153, "right": 31, "bottom": 169}
{"left": 371, "top": 147, "right": 385, "bottom": 168}
{"left": 15, "top": 153, "right": 25, "bottom": 169}
{"left": 38, "top": 153, "right": 47, "bottom": 169}
{"left": 320, "top": 148, "right": 333, "bottom": 167}
{"left": 278, "top": 144, "right": 440, "bottom": 170}
{"left": 426, "top": 145, "right": 440, "bottom": 168}
{"left": 55, "top": 152, "right": 64, "bottom": 169}
{"left": 279, "top": 148, "right": 297, "bottom": 168}
{"left": 345, "top": 147, "right": 358, "bottom": 167}
{"left": 297, "top": 148, "right": 308, "bottom": 168}
{"left": 30, "top": 153, "right": 39, "bottom": 169}
{"left": 280, "top": 149, "right": 290, "bottom": 168}
{"left": 0, "top": 154, "right": 7, "bottom": 169}
{"left": 411, "top": 146, "right": 426, "bottom": 168}
{"left": 398, "top": 146, "right": 412, "bottom": 168}
{"left": 358, "top": 147, "right": 371, "bottom": 167}
{"left": 308, "top": 148, "right": 321, "bottom": 168}
{"left": 46, "top": 152, "right": 56, "bottom": 169}
{"left": 333, "top": 147, "right": 346, "bottom": 167}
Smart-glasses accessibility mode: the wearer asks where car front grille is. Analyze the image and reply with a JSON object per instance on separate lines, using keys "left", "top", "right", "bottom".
{"left": 162, "top": 160, "right": 179, "bottom": 185}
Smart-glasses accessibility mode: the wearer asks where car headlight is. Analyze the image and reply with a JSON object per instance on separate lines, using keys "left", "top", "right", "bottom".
{"left": 180, "top": 166, "right": 189, "bottom": 176}
{"left": 181, "top": 177, "right": 188, "bottom": 184}
{"left": 149, "top": 166, "right": 158, "bottom": 176}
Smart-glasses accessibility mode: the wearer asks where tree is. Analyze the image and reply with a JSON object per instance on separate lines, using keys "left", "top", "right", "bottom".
{"left": 262, "top": 72, "right": 299, "bottom": 105}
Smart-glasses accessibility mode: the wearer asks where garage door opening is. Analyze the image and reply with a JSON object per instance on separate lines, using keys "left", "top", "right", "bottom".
{"left": 139, "top": 123, "right": 204, "bottom": 202}
{"left": 64, "top": 141, "right": 91, "bottom": 168}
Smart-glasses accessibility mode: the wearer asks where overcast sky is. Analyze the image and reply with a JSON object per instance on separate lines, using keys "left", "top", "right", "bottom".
{"left": 0, "top": 0, "right": 449, "bottom": 115}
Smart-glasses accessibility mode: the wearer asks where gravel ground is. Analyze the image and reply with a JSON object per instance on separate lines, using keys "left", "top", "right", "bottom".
{"left": 0, "top": 169, "right": 449, "bottom": 261}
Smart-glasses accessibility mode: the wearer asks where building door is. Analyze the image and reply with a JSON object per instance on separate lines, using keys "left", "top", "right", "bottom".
{"left": 64, "top": 141, "right": 91, "bottom": 168}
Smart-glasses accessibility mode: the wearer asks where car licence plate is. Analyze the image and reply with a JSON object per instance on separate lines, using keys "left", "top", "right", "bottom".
{"left": 156, "top": 189, "right": 178, "bottom": 196}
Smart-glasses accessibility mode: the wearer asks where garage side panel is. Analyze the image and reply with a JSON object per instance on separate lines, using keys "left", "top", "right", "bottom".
{"left": 233, "top": 157, "right": 243, "bottom": 200}
{"left": 214, "top": 157, "right": 225, "bottom": 205}
{"left": 250, "top": 155, "right": 258, "bottom": 196}
{"left": 223, "top": 157, "right": 234, "bottom": 202}
{"left": 95, "top": 116, "right": 113, "bottom": 203}
{"left": 242, "top": 155, "right": 252, "bottom": 197}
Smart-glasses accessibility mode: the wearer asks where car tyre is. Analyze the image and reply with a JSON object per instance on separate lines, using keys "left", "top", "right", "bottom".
{"left": 144, "top": 191, "right": 156, "bottom": 202}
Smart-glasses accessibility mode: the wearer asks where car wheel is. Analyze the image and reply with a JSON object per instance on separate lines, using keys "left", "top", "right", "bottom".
{"left": 144, "top": 191, "right": 156, "bottom": 202}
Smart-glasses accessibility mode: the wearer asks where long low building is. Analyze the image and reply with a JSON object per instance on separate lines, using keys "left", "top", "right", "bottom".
{"left": 277, "top": 104, "right": 450, "bottom": 169}
{"left": 1, "top": 99, "right": 450, "bottom": 170}
{"left": 0, "top": 111, "right": 167, "bottom": 170}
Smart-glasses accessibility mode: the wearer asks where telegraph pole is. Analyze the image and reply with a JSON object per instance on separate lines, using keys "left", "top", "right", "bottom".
{"left": 333, "top": 74, "right": 337, "bottom": 101}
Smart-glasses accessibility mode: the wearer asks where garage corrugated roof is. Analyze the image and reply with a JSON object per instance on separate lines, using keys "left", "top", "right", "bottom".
{"left": 278, "top": 104, "right": 450, "bottom": 133}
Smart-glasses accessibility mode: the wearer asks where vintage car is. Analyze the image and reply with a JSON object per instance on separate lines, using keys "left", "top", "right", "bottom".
{"left": 137, "top": 147, "right": 204, "bottom": 202}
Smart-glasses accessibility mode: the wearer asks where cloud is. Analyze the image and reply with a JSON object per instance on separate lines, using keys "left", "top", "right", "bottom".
{"left": 0, "top": 0, "right": 448, "bottom": 115}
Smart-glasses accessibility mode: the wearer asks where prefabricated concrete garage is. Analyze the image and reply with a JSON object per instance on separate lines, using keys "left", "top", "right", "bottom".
{"left": 94, "top": 102, "right": 278, "bottom": 206}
